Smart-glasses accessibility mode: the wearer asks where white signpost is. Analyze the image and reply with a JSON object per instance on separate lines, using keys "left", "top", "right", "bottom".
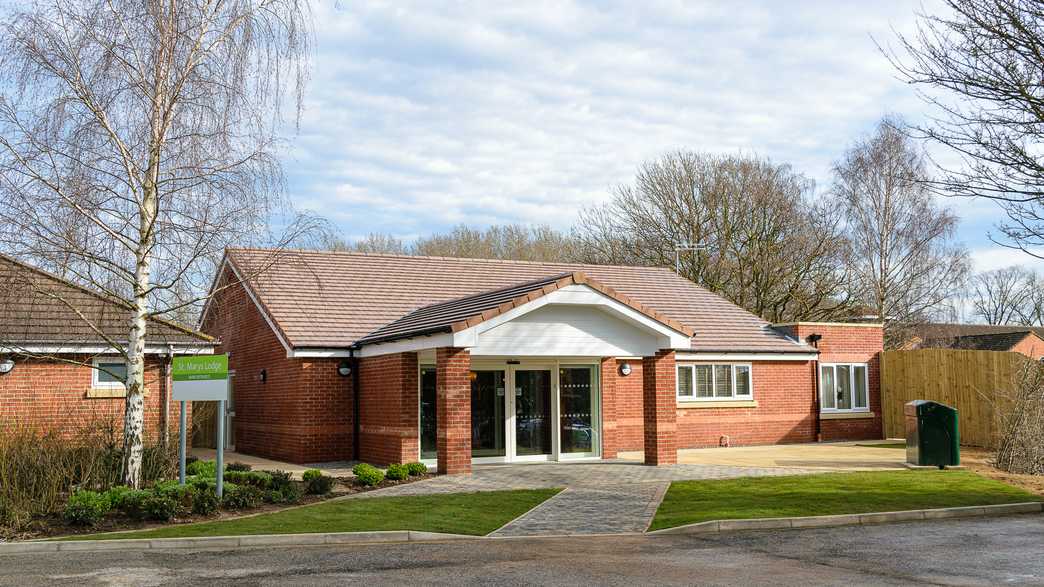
{"left": 173, "top": 354, "right": 229, "bottom": 497}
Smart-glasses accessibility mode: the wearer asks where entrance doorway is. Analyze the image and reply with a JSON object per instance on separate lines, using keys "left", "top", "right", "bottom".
{"left": 418, "top": 360, "right": 600, "bottom": 464}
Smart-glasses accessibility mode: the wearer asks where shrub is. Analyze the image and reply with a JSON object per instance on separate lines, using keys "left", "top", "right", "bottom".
{"left": 186, "top": 459, "right": 216, "bottom": 477}
{"left": 226, "top": 461, "right": 252, "bottom": 472}
{"left": 268, "top": 470, "right": 293, "bottom": 491}
{"left": 301, "top": 468, "right": 323, "bottom": 482}
{"left": 63, "top": 490, "right": 110, "bottom": 526}
{"left": 153, "top": 481, "right": 195, "bottom": 517}
{"left": 385, "top": 463, "right": 408, "bottom": 481}
{"left": 225, "top": 470, "right": 272, "bottom": 489}
{"left": 305, "top": 474, "right": 335, "bottom": 495}
{"left": 119, "top": 489, "right": 152, "bottom": 520}
{"left": 142, "top": 493, "right": 179, "bottom": 522}
{"left": 352, "top": 463, "right": 384, "bottom": 487}
{"left": 103, "top": 485, "right": 133, "bottom": 510}
{"left": 279, "top": 482, "right": 303, "bottom": 504}
{"left": 222, "top": 484, "right": 263, "bottom": 510}
{"left": 192, "top": 487, "right": 220, "bottom": 516}
{"left": 0, "top": 422, "right": 176, "bottom": 531}
{"left": 405, "top": 462, "right": 427, "bottom": 476}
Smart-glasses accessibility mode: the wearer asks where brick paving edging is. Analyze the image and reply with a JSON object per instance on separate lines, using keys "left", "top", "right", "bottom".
{"left": 2, "top": 502, "right": 1039, "bottom": 555}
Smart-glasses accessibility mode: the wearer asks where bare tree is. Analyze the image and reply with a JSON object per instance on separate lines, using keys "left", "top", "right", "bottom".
{"left": 320, "top": 232, "right": 410, "bottom": 255}
{"left": 0, "top": 1, "right": 312, "bottom": 487}
{"left": 573, "top": 151, "right": 853, "bottom": 322}
{"left": 970, "top": 266, "right": 1034, "bottom": 324}
{"left": 887, "top": 0, "right": 1044, "bottom": 257}
{"left": 832, "top": 117, "right": 970, "bottom": 343}
{"left": 414, "top": 224, "right": 577, "bottom": 262}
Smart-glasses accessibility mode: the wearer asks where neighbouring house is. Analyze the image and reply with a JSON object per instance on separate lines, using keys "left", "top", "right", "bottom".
{"left": 200, "top": 248, "right": 884, "bottom": 473}
{"left": 903, "top": 323, "right": 1044, "bottom": 360}
{"left": 0, "top": 254, "right": 217, "bottom": 441}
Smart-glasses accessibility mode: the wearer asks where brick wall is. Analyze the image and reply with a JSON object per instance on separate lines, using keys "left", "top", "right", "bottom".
{"left": 0, "top": 354, "right": 184, "bottom": 443}
{"left": 605, "top": 358, "right": 644, "bottom": 452}
{"left": 674, "top": 360, "right": 816, "bottom": 447}
{"left": 1012, "top": 334, "right": 1044, "bottom": 360}
{"left": 201, "top": 267, "right": 352, "bottom": 463}
{"left": 776, "top": 323, "right": 884, "bottom": 441}
{"left": 357, "top": 352, "right": 418, "bottom": 465}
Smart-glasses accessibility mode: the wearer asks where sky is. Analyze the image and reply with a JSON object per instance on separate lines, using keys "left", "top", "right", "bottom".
{"left": 282, "top": 0, "right": 1034, "bottom": 273}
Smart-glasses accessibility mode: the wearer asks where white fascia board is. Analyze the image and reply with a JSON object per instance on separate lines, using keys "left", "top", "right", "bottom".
{"left": 4, "top": 344, "right": 215, "bottom": 355}
{"left": 287, "top": 348, "right": 354, "bottom": 358}
{"left": 454, "top": 284, "right": 692, "bottom": 350}
{"left": 676, "top": 352, "right": 818, "bottom": 362}
{"left": 355, "top": 333, "right": 456, "bottom": 358}
{"left": 224, "top": 260, "right": 293, "bottom": 356}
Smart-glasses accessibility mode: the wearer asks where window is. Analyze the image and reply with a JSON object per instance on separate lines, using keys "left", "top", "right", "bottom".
{"left": 820, "top": 363, "right": 869, "bottom": 412}
{"left": 677, "top": 364, "right": 753, "bottom": 401}
{"left": 92, "top": 358, "right": 128, "bottom": 388}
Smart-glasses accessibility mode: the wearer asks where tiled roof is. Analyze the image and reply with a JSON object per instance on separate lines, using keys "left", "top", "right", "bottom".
{"left": 356, "top": 272, "right": 694, "bottom": 345}
{"left": 922, "top": 330, "right": 1040, "bottom": 352}
{"left": 910, "top": 323, "right": 1044, "bottom": 341}
{"left": 224, "top": 248, "right": 811, "bottom": 353}
{"left": 0, "top": 254, "right": 215, "bottom": 349}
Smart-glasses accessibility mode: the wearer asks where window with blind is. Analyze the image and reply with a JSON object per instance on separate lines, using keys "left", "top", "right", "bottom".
{"left": 676, "top": 364, "right": 753, "bottom": 402}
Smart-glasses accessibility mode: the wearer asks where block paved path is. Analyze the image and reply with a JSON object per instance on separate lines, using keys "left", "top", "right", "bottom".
{"left": 350, "top": 460, "right": 822, "bottom": 536}
{"left": 491, "top": 482, "right": 669, "bottom": 536}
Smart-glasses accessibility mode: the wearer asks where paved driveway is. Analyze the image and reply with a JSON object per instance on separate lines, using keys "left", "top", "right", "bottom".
{"left": 4, "top": 515, "right": 1042, "bottom": 585}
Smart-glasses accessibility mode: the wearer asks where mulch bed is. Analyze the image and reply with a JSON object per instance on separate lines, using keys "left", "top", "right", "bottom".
{"left": 3, "top": 472, "right": 435, "bottom": 542}
{"left": 961, "top": 447, "right": 1044, "bottom": 498}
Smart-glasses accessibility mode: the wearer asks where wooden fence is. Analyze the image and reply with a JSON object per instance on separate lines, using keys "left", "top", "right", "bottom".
{"left": 880, "top": 349, "right": 1030, "bottom": 447}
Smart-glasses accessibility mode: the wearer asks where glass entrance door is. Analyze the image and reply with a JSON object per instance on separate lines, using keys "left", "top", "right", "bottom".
{"left": 513, "top": 369, "right": 552, "bottom": 458}
{"left": 471, "top": 370, "right": 506, "bottom": 458}
{"left": 559, "top": 366, "right": 597, "bottom": 456}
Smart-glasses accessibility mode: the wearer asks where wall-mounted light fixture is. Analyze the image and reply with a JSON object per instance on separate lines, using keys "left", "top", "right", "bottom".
{"left": 0, "top": 359, "right": 14, "bottom": 375}
{"left": 337, "top": 360, "right": 352, "bottom": 377}
{"left": 619, "top": 362, "right": 632, "bottom": 376}
{"left": 259, "top": 368, "right": 267, "bottom": 384}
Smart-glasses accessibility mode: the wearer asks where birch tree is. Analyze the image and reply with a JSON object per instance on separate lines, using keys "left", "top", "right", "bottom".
{"left": 831, "top": 117, "right": 970, "bottom": 342}
{"left": 0, "top": 0, "right": 312, "bottom": 487}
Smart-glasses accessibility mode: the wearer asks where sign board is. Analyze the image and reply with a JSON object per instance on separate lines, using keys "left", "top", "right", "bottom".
{"left": 172, "top": 354, "right": 228, "bottom": 401}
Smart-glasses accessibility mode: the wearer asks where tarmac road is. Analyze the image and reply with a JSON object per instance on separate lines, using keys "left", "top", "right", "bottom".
{"left": 2, "top": 514, "right": 1042, "bottom": 586}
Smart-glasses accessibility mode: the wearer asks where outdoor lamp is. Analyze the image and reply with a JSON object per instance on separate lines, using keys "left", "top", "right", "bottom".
{"left": 619, "top": 362, "right": 632, "bottom": 376}
{"left": 0, "top": 359, "right": 13, "bottom": 374}
{"left": 337, "top": 360, "right": 352, "bottom": 377}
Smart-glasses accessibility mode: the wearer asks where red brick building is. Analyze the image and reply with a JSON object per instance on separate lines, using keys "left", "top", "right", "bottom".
{"left": 0, "top": 255, "right": 216, "bottom": 441}
{"left": 201, "top": 248, "right": 884, "bottom": 473}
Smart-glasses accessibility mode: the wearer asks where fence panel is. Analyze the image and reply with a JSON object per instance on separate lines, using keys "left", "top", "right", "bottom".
{"left": 880, "top": 349, "right": 1028, "bottom": 447}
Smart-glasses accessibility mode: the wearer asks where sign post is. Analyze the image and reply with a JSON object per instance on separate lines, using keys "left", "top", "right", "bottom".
{"left": 172, "top": 354, "right": 229, "bottom": 497}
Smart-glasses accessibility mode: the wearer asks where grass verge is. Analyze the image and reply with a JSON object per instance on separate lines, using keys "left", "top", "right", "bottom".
{"left": 62, "top": 488, "right": 560, "bottom": 540}
{"left": 649, "top": 470, "right": 1038, "bottom": 531}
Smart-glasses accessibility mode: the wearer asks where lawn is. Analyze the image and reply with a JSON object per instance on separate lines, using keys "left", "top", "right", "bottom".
{"left": 63, "top": 488, "right": 560, "bottom": 540}
{"left": 649, "top": 470, "right": 1038, "bottom": 531}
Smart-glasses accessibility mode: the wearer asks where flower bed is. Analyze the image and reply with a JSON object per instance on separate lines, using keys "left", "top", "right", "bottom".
{"left": 6, "top": 459, "right": 431, "bottom": 541}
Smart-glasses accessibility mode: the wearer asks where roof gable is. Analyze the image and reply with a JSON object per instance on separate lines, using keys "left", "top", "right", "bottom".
{"left": 223, "top": 248, "right": 808, "bottom": 354}
{"left": 356, "top": 271, "right": 694, "bottom": 346}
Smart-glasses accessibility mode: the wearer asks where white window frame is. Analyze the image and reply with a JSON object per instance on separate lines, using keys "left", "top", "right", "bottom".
{"left": 676, "top": 363, "right": 753, "bottom": 402}
{"left": 819, "top": 363, "right": 870, "bottom": 413}
{"left": 91, "top": 357, "right": 128, "bottom": 389}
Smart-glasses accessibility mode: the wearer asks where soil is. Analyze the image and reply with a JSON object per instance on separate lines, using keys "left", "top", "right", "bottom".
{"left": 2, "top": 472, "right": 434, "bottom": 542}
{"left": 961, "top": 446, "right": 1044, "bottom": 498}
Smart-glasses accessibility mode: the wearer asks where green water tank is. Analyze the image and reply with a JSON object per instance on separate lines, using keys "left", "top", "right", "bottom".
{"left": 905, "top": 400, "right": 960, "bottom": 468}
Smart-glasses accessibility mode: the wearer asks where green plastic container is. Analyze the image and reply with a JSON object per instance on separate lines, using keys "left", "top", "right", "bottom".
{"left": 905, "top": 400, "right": 960, "bottom": 468}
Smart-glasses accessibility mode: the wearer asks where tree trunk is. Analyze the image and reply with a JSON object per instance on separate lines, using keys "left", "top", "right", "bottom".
{"left": 122, "top": 162, "right": 159, "bottom": 488}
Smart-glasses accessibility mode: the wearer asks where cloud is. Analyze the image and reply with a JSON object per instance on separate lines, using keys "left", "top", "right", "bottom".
{"left": 280, "top": 0, "right": 1010, "bottom": 250}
